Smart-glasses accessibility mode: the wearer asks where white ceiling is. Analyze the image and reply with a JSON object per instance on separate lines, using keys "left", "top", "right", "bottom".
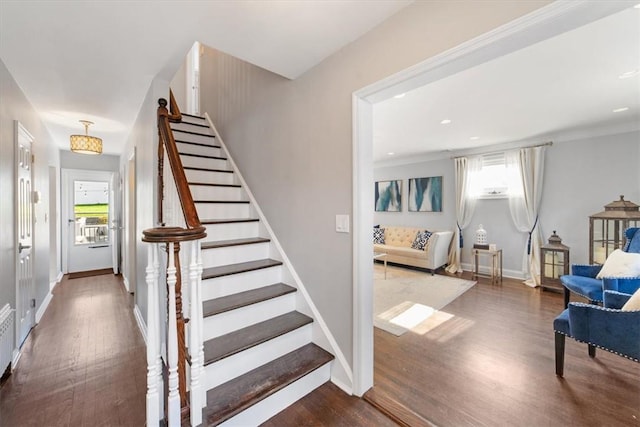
{"left": 0, "top": 0, "right": 412, "bottom": 155}
{"left": 373, "top": 5, "right": 640, "bottom": 164}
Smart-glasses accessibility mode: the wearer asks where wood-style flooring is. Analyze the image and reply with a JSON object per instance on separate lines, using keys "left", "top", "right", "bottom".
{"left": 0, "top": 273, "right": 147, "bottom": 426}
{"left": 368, "top": 264, "right": 640, "bottom": 427}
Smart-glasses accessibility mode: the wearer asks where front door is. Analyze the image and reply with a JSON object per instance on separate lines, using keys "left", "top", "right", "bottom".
{"left": 62, "top": 169, "right": 114, "bottom": 274}
{"left": 15, "top": 122, "right": 35, "bottom": 346}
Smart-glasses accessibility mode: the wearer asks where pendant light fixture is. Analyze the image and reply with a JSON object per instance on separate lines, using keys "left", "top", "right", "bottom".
{"left": 70, "top": 120, "right": 102, "bottom": 155}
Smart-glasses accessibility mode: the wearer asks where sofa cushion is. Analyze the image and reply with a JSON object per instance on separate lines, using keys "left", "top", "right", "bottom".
{"left": 560, "top": 275, "right": 603, "bottom": 302}
{"left": 596, "top": 249, "right": 640, "bottom": 279}
{"left": 624, "top": 228, "right": 640, "bottom": 253}
{"left": 383, "top": 226, "right": 423, "bottom": 247}
{"left": 411, "top": 230, "right": 432, "bottom": 251}
{"left": 373, "top": 228, "right": 385, "bottom": 244}
{"left": 374, "top": 244, "right": 426, "bottom": 260}
{"left": 622, "top": 288, "right": 640, "bottom": 311}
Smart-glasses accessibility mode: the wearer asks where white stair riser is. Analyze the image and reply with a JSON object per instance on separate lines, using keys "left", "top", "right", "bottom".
{"left": 177, "top": 142, "right": 222, "bottom": 158}
{"left": 195, "top": 203, "right": 250, "bottom": 219}
{"left": 218, "top": 362, "right": 331, "bottom": 427}
{"left": 201, "top": 242, "right": 270, "bottom": 268}
{"left": 203, "top": 293, "right": 296, "bottom": 341}
{"left": 171, "top": 122, "right": 210, "bottom": 133}
{"left": 185, "top": 169, "right": 235, "bottom": 185}
{"left": 204, "top": 221, "right": 259, "bottom": 241}
{"left": 189, "top": 185, "right": 243, "bottom": 201}
{"left": 180, "top": 155, "right": 228, "bottom": 170}
{"left": 178, "top": 116, "right": 207, "bottom": 126}
{"left": 173, "top": 131, "right": 216, "bottom": 145}
{"left": 202, "top": 266, "right": 282, "bottom": 301}
{"left": 205, "top": 325, "right": 312, "bottom": 390}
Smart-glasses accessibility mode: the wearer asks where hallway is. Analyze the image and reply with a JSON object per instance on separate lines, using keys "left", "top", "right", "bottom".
{"left": 0, "top": 273, "right": 146, "bottom": 426}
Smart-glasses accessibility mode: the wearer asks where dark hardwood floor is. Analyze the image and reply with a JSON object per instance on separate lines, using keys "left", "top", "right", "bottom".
{"left": 369, "top": 267, "right": 640, "bottom": 427}
{"left": 4, "top": 267, "right": 636, "bottom": 426}
{"left": 0, "top": 273, "right": 147, "bottom": 426}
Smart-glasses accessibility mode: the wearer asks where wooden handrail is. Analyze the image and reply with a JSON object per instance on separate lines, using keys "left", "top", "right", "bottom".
{"left": 146, "top": 91, "right": 207, "bottom": 426}
{"left": 157, "top": 94, "right": 202, "bottom": 230}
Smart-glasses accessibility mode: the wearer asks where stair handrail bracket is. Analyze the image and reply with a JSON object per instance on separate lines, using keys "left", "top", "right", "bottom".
{"left": 144, "top": 91, "right": 206, "bottom": 427}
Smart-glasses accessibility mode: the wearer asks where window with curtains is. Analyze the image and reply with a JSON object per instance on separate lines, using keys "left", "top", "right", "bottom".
{"left": 472, "top": 152, "right": 510, "bottom": 199}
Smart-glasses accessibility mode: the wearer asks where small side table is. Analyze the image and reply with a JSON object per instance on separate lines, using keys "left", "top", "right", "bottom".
{"left": 373, "top": 252, "right": 388, "bottom": 279}
{"left": 472, "top": 248, "right": 503, "bottom": 285}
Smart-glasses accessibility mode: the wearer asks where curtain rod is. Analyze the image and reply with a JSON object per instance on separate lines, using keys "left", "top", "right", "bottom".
{"left": 452, "top": 141, "right": 553, "bottom": 159}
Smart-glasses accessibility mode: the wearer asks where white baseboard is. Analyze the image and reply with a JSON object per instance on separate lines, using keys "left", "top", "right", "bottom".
{"left": 36, "top": 291, "right": 53, "bottom": 323}
{"left": 331, "top": 376, "right": 353, "bottom": 395}
{"left": 12, "top": 348, "right": 21, "bottom": 370}
{"left": 56, "top": 271, "right": 63, "bottom": 283}
{"left": 123, "top": 276, "right": 130, "bottom": 293}
{"left": 134, "top": 304, "right": 147, "bottom": 345}
{"left": 461, "top": 263, "right": 526, "bottom": 280}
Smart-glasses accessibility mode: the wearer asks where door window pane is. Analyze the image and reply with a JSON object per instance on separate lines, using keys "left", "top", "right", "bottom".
{"left": 74, "top": 180, "right": 109, "bottom": 244}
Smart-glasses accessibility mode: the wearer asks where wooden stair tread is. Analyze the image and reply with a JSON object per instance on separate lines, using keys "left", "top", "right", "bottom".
{"left": 188, "top": 182, "right": 241, "bottom": 188}
{"left": 204, "top": 311, "right": 312, "bottom": 364}
{"left": 171, "top": 121, "right": 209, "bottom": 129}
{"left": 202, "top": 258, "right": 282, "bottom": 280}
{"left": 201, "top": 218, "right": 259, "bottom": 224}
{"left": 184, "top": 166, "right": 233, "bottom": 173}
{"left": 179, "top": 152, "right": 227, "bottom": 160}
{"left": 181, "top": 112, "right": 206, "bottom": 120}
{"left": 172, "top": 128, "right": 215, "bottom": 138}
{"left": 203, "top": 283, "right": 296, "bottom": 317}
{"left": 176, "top": 139, "right": 220, "bottom": 149}
{"left": 204, "top": 343, "right": 333, "bottom": 425}
{"left": 201, "top": 237, "right": 270, "bottom": 249}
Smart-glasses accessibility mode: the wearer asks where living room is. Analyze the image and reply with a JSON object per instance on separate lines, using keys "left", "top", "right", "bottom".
{"left": 365, "top": 4, "right": 639, "bottom": 425}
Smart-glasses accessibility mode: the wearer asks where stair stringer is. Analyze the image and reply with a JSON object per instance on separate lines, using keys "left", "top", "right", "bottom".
{"left": 203, "top": 113, "right": 354, "bottom": 394}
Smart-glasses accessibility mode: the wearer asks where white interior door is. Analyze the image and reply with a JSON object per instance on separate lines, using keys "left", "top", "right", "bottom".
{"left": 15, "top": 122, "right": 35, "bottom": 346}
{"left": 62, "top": 169, "right": 114, "bottom": 274}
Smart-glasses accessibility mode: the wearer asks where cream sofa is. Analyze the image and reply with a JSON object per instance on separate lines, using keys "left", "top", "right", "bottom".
{"left": 374, "top": 226, "right": 453, "bottom": 274}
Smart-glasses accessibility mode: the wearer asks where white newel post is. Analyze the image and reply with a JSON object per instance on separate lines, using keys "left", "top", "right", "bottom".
{"left": 197, "top": 239, "right": 206, "bottom": 407}
{"left": 146, "top": 243, "right": 161, "bottom": 427}
{"left": 166, "top": 242, "right": 180, "bottom": 426}
{"left": 189, "top": 240, "right": 203, "bottom": 426}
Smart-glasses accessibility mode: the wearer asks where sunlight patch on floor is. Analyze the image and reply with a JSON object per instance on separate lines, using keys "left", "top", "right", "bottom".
{"left": 377, "top": 301, "right": 465, "bottom": 336}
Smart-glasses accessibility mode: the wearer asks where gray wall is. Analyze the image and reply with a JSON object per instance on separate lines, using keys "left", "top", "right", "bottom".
{"left": 60, "top": 150, "right": 120, "bottom": 171}
{"left": 120, "top": 78, "right": 167, "bottom": 323}
{"left": 0, "top": 58, "right": 58, "bottom": 347}
{"left": 374, "top": 130, "right": 640, "bottom": 277}
{"left": 199, "top": 0, "right": 550, "bottom": 367}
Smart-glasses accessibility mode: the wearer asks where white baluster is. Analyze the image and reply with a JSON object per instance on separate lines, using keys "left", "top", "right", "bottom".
{"left": 146, "top": 243, "right": 160, "bottom": 427}
{"left": 189, "top": 240, "right": 203, "bottom": 426}
{"left": 196, "top": 239, "right": 206, "bottom": 408}
{"left": 166, "top": 242, "right": 180, "bottom": 426}
{"left": 153, "top": 243, "right": 164, "bottom": 421}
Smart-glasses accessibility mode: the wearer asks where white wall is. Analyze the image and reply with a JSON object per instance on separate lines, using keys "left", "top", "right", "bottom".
{"left": 374, "top": 130, "right": 640, "bottom": 277}
{"left": 60, "top": 150, "right": 120, "bottom": 171}
{"left": 199, "top": 0, "right": 550, "bottom": 368}
{"left": 0, "top": 58, "right": 58, "bottom": 346}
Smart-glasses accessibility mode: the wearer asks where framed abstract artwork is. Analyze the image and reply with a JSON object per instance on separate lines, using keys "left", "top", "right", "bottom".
{"left": 375, "top": 180, "right": 402, "bottom": 212}
{"left": 408, "top": 176, "right": 442, "bottom": 212}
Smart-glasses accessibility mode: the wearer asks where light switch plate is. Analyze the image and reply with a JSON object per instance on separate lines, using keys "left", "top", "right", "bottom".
{"left": 336, "top": 214, "right": 350, "bottom": 233}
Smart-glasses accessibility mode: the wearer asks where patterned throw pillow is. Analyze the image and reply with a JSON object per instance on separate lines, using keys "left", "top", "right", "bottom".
{"left": 411, "top": 230, "right": 432, "bottom": 250}
{"left": 373, "top": 228, "right": 385, "bottom": 244}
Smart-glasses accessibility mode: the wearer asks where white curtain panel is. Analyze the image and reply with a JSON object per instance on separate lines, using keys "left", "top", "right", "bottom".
{"left": 506, "top": 146, "right": 546, "bottom": 287}
{"left": 446, "top": 156, "right": 481, "bottom": 273}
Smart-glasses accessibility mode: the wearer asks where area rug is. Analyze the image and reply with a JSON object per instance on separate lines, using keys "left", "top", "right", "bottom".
{"left": 374, "top": 274, "right": 476, "bottom": 336}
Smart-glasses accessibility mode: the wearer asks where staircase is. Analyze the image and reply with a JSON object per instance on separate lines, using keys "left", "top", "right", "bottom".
{"left": 170, "top": 113, "right": 335, "bottom": 426}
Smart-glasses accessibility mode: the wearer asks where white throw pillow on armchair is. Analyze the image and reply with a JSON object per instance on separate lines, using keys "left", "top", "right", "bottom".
{"left": 596, "top": 249, "right": 640, "bottom": 279}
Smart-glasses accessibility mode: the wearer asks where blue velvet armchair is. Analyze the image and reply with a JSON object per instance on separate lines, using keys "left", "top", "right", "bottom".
{"left": 561, "top": 227, "right": 640, "bottom": 307}
{"left": 553, "top": 290, "right": 640, "bottom": 376}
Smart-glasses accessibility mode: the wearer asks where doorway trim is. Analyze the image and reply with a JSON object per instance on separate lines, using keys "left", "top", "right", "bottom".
{"left": 61, "top": 168, "right": 115, "bottom": 274}
{"left": 351, "top": 0, "right": 630, "bottom": 396}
